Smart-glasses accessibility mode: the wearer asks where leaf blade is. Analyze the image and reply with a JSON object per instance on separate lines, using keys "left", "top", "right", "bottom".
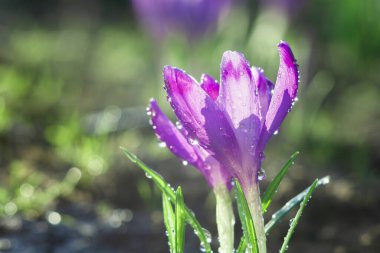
{"left": 162, "top": 193, "right": 176, "bottom": 253}
{"left": 264, "top": 176, "right": 330, "bottom": 234}
{"left": 261, "top": 151, "right": 300, "bottom": 213}
{"left": 234, "top": 178, "right": 259, "bottom": 253}
{"left": 175, "top": 187, "right": 186, "bottom": 253}
{"left": 279, "top": 179, "right": 319, "bottom": 253}
{"left": 236, "top": 236, "right": 247, "bottom": 253}
{"left": 121, "top": 147, "right": 212, "bottom": 253}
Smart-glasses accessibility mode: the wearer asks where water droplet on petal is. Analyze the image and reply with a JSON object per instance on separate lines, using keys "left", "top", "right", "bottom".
{"left": 146, "top": 107, "right": 152, "bottom": 116}
{"left": 182, "top": 160, "right": 188, "bottom": 166}
{"left": 176, "top": 121, "right": 183, "bottom": 130}
{"left": 273, "top": 130, "right": 279, "bottom": 135}
{"left": 158, "top": 142, "right": 167, "bottom": 148}
{"left": 188, "top": 138, "right": 199, "bottom": 146}
{"left": 258, "top": 168, "right": 266, "bottom": 181}
{"left": 204, "top": 164, "right": 211, "bottom": 170}
{"left": 258, "top": 152, "right": 265, "bottom": 160}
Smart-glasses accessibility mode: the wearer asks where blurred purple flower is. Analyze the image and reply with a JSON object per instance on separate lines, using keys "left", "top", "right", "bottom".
{"left": 148, "top": 42, "right": 299, "bottom": 190}
{"left": 132, "top": 0, "right": 231, "bottom": 40}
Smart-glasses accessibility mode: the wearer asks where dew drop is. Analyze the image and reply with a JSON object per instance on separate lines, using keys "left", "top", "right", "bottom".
{"left": 258, "top": 168, "right": 266, "bottom": 181}
{"left": 145, "top": 172, "right": 152, "bottom": 179}
{"left": 273, "top": 130, "right": 279, "bottom": 135}
{"left": 258, "top": 152, "right": 266, "bottom": 160}
{"left": 146, "top": 107, "right": 152, "bottom": 116}
{"left": 248, "top": 145, "right": 255, "bottom": 154}
{"left": 182, "top": 160, "right": 189, "bottom": 166}
{"left": 176, "top": 121, "right": 183, "bottom": 130}
{"left": 188, "top": 138, "right": 199, "bottom": 146}
{"left": 200, "top": 242, "right": 207, "bottom": 252}
{"left": 158, "top": 142, "right": 167, "bottom": 148}
{"left": 203, "top": 228, "right": 212, "bottom": 243}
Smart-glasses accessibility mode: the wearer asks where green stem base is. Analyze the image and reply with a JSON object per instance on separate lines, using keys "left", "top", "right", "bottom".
{"left": 214, "top": 184, "right": 235, "bottom": 253}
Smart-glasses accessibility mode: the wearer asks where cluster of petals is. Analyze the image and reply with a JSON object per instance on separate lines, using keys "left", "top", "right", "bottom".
{"left": 148, "top": 42, "right": 299, "bottom": 190}
{"left": 132, "top": 0, "right": 231, "bottom": 39}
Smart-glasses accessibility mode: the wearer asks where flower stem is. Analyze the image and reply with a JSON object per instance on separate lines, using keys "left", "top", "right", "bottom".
{"left": 246, "top": 183, "right": 267, "bottom": 253}
{"left": 214, "top": 184, "right": 235, "bottom": 253}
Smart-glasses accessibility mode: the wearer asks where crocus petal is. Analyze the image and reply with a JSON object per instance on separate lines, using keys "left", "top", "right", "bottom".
{"left": 259, "top": 41, "right": 299, "bottom": 148}
{"left": 252, "top": 67, "right": 272, "bottom": 123}
{"left": 149, "top": 99, "right": 198, "bottom": 164}
{"left": 218, "top": 51, "right": 261, "bottom": 172}
{"left": 200, "top": 74, "right": 219, "bottom": 100}
{"left": 192, "top": 145, "right": 232, "bottom": 188}
{"left": 163, "top": 66, "right": 241, "bottom": 172}
{"left": 149, "top": 99, "right": 231, "bottom": 188}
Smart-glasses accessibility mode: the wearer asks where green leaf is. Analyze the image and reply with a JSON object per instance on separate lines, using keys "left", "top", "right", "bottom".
{"left": 175, "top": 187, "right": 186, "bottom": 253}
{"left": 261, "top": 151, "right": 300, "bottom": 213}
{"left": 162, "top": 193, "right": 176, "bottom": 253}
{"left": 121, "top": 147, "right": 212, "bottom": 253}
{"left": 279, "top": 179, "right": 319, "bottom": 253}
{"left": 234, "top": 178, "right": 259, "bottom": 253}
{"left": 236, "top": 237, "right": 247, "bottom": 253}
{"left": 265, "top": 176, "right": 330, "bottom": 234}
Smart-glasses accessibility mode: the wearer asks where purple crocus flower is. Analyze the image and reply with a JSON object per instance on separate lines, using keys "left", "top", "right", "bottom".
{"left": 133, "top": 0, "right": 231, "bottom": 40}
{"left": 148, "top": 42, "right": 298, "bottom": 191}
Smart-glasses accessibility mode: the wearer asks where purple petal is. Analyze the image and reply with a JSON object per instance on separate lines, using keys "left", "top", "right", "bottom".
{"left": 252, "top": 67, "right": 272, "bottom": 123}
{"left": 149, "top": 99, "right": 231, "bottom": 188}
{"left": 259, "top": 41, "right": 299, "bottom": 148}
{"left": 149, "top": 99, "right": 198, "bottom": 164}
{"left": 192, "top": 145, "right": 233, "bottom": 189}
{"left": 163, "top": 66, "right": 241, "bottom": 173}
{"left": 218, "top": 51, "right": 261, "bottom": 172}
{"left": 200, "top": 74, "right": 219, "bottom": 101}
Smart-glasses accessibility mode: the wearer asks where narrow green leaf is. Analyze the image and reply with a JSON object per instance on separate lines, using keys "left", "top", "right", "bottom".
{"left": 264, "top": 176, "right": 330, "bottom": 234}
{"left": 236, "top": 237, "right": 247, "bottom": 253}
{"left": 121, "top": 147, "right": 212, "bottom": 253}
{"left": 234, "top": 178, "right": 259, "bottom": 253}
{"left": 175, "top": 187, "right": 186, "bottom": 253}
{"left": 162, "top": 193, "right": 176, "bottom": 253}
{"left": 261, "top": 151, "right": 300, "bottom": 213}
{"left": 279, "top": 179, "right": 319, "bottom": 253}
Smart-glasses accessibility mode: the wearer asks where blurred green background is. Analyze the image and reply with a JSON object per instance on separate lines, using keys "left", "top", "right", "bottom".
{"left": 0, "top": 0, "right": 379, "bottom": 252}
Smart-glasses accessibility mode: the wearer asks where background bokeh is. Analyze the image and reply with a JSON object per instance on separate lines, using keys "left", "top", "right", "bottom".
{"left": 0, "top": 0, "right": 379, "bottom": 252}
